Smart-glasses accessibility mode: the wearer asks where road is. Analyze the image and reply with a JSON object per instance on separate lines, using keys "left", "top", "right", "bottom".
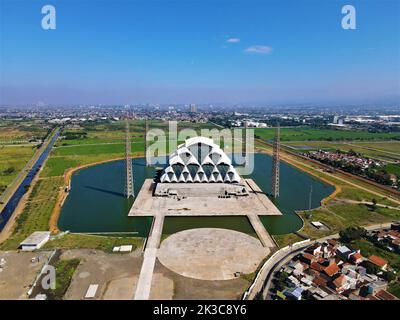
{"left": 133, "top": 213, "right": 165, "bottom": 300}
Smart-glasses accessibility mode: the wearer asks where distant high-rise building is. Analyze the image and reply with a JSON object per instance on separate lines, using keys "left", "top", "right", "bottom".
{"left": 190, "top": 104, "right": 197, "bottom": 113}
{"left": 333, "top": 115, "right": 339, "bottom": 124}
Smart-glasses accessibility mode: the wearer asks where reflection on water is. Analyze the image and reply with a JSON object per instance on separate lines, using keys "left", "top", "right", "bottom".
{"left": 58, "top": 154, "right": 334, "bottom": 236}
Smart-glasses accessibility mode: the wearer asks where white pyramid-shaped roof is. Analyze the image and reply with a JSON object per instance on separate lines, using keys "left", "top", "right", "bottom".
{"left": 161, "top": 136, "right": 241, "bottom": 183}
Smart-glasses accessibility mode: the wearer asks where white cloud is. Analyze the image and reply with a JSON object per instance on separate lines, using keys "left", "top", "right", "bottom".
{"left": 244, "top": 45, "right": 273, "bottom": 54}
{"left": 226, "top": 37, "right": 240, "bottom": 43}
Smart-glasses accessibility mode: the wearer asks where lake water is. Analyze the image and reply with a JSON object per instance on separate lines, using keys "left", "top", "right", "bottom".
{"left": 58, "top": 154, "right": 334, "bottom": 236}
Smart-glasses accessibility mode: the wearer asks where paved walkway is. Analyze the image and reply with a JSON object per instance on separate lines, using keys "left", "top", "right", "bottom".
{"left": 133, "top": 214, "right": 164, "bottom": 300}
{"left": 157, "top": 228, "right": 269, "bottom": 281}
{"left": 247, "top": 213, "right": 276, "bottom": 248}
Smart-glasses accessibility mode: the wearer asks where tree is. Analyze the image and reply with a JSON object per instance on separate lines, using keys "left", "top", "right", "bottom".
{"left": 365, "top": 261, "right": 380, "bottom": 275}
{"left": 339, "top": 226, "right": 367, "bottom": 243}
{"left": 383, "top": 271, "right": 396, "bottom": 282}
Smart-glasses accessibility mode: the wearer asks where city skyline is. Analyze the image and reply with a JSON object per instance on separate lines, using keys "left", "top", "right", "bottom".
{"left": 1, "top": 0, "right": 399, "bottom": 106}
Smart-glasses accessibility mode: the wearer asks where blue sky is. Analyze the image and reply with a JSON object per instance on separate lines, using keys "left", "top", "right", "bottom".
{"left": 0, "top": 0, "right": 399, "bottom": 105}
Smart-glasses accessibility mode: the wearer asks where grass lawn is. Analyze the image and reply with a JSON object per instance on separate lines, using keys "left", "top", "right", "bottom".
{"left": 0, "top": 177, "right": 63, "bottom": 250}
{"left": 273, "top": 233, "right": 304, "bottom": 248}
{"left": 52, "top": 143, "right": 135, "bottom": 156}
{"left": 47, "top": 258, "right": 81, "bottom": 300}
{"left": 388, "top": 282, "right": 400, "bottom": 298}
{"left": 44, "top": 233, "right": 144, "bottom": 253}
{"left": 337, "top": 186, "right": 396, "bottom": 206}
{"left": 299, "top": 203, "right": 400, "bottom": 239}
{"left": 281, "top": 144, "right": 399, "bottom": 206}
{"left": 0, "top": 145, "right": 36, "bottom": 195}
{"left": 283, "top": 140, "right": 400, "bottom": 162}
{"left": 42, "top": 120, "right": 222, "bottom": 177}
{"left": 0, "top": 119, "right": 49, "bottom": 142}
{"left": 385, "top": 164, "right": 400, "bottom": 176}
{"left": 255, "top": 126, "right": 400, "bottom": 142}
{"left": 354, "top": 141, "right": 400, "bottom": 154}
{"left": 41, "top": 157, "right": 80, "bottom": 177}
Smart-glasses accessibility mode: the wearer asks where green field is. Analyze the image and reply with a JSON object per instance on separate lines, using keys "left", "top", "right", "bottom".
{"left": 47, "top": 258, "right": 81, "bottom": 300}
{"left": 354, "top": 141, "right": 400, "bottom": 153}
{"left": 43, "top": 120, "right": 220, "bottom": 177}
{"left": 0, "top": 145, "right": 36, "bottom": 195}
{"left": 55, "top": 120, "right": 217, "bottom": 147}
{"left": 0, "top": 177, "right": 63, "bottom": 250}
{"left": 44, "top": 233, "right": 144, "bottom": 253}
{"left": 0, "top": 119, "right": 49, "bottom": 142}
{"left": 384, "top": 164, "right": 400, "bottom": 176}
{"left": 4, "top": 120, "right": 399, "bottom": 253}
{"left": 389, "top": 282, "right": 400, "bottom": 298}
{"left": 283, "top": 140, "right": 400, "bottom": 161}
{"left": 255, "top": 126, "right": 400, "bottom": 142}
{"left": 299, "top": 203, "right": 400, "bottom": 239}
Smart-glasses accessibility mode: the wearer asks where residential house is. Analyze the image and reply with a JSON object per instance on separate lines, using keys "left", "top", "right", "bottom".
{"left": 323, "top": 262, "right": 340, "bottom": 278}
{"left": 337, "top": 245, "right": 352, "bottom": 260}
{"left": 283, "top": 287, "right": 303, "bottom": 300}
{"left": 368, "top": 255, "right": 388, "bottom": 271}
{"left": 349, "top": 252, "right": 363, "bottom": 265}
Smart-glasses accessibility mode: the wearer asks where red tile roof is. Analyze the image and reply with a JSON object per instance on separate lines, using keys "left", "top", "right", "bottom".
{"left": 392, "top": 239, "right": 400, "bottom": 246}
{"left": 300, "top": 262, "right": 310, "bottom": 270}
{"left": 375, "top": 290, "right": 398, "bottom": 301}
{"left": 313, "top": 276, "right": 328, "bottom": 287}
{"left": 332, "top": 275, "right": 345, "bottom": 288}
{"left": 388, "top": 230, "right": 400, "bottom": 238}
{"left": 302, "top": 253, "right": 315, "bottom": 261}
{"left": 368, "top": 255, "right": 388, "bottom": 268}
{"left": 323, "top": 263, "right": 340, "bottom": 277}
{"left": 350, "top": 252, "right": 363, "bottom": 262}
{"left": 327, "top": 239, "right": 337, "bottom": 246}
{"left": 310, "top": 262, "right": 324, "bottom": 272}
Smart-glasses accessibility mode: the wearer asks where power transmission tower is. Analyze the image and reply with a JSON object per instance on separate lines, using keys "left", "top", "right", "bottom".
{"left": 145, "top": 118, "right": 149, "bottom": 166}
{"left": 271, "top": 124, "right": 280, "bottom": 198}
{"left": 125, "top": 117, "right": 134, "bottom": 198}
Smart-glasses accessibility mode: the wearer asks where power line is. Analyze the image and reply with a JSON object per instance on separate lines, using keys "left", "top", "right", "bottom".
{"left": 271, "top": 124, "right": 280, "bottom": 198}
{"left": 125, "top": 113, "right": 134, "bottom": 198}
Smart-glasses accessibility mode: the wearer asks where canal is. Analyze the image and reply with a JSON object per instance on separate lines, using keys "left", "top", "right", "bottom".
{"left": 0, "top": 129, "right": 60, "bottom": 232}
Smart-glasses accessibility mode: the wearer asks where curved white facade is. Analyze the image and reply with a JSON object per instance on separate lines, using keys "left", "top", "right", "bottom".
{"left": 160, "top": 137, "right": 241, "bottom": 183}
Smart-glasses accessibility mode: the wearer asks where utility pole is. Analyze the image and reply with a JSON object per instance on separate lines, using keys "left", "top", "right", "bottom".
{"left": 243, "top": 121, "right": 248, "bottom": 166}
{"left": 145, "top": 118, "right": 149, "bottom": 166}
{"left": 125, "top": 114, "right": 134, "bottom": 198}
{"left": 271, "top": 123, "right": 280, "bottom": 198}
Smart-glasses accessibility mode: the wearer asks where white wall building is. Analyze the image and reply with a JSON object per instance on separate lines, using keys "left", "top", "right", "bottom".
{"left": 160, "top": 137, "right": 241, "bottom": 183}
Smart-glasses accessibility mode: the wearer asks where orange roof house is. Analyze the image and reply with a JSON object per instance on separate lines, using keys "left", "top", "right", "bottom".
{"left": 323, "top": 263, "right": 340, "bottom": 277}
{"left": 374, "top": 290, "right": 398, "bottom": 301}
{"left": 350, "top": 252, "right": 363, "bottom": 264}
{"left": 368, "top": 255, "right": 388, "bottom": 270}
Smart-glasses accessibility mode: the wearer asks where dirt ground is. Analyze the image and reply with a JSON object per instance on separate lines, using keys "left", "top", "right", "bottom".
{"left": 0, "top": 248, "right": 251, "bottom": 300}
{"left": 0, "top": 250, "right": 52, "bottom": 299}
{"left": 61, "top": 249, "right": 143, "bottom": 300}
{"left": 152, "top": 260, "right": 250, "bottom": 300}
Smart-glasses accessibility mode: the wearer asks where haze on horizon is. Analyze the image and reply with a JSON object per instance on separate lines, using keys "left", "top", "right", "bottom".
{"left": 0, "top": 0, "right": 399, "bottom": 106}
